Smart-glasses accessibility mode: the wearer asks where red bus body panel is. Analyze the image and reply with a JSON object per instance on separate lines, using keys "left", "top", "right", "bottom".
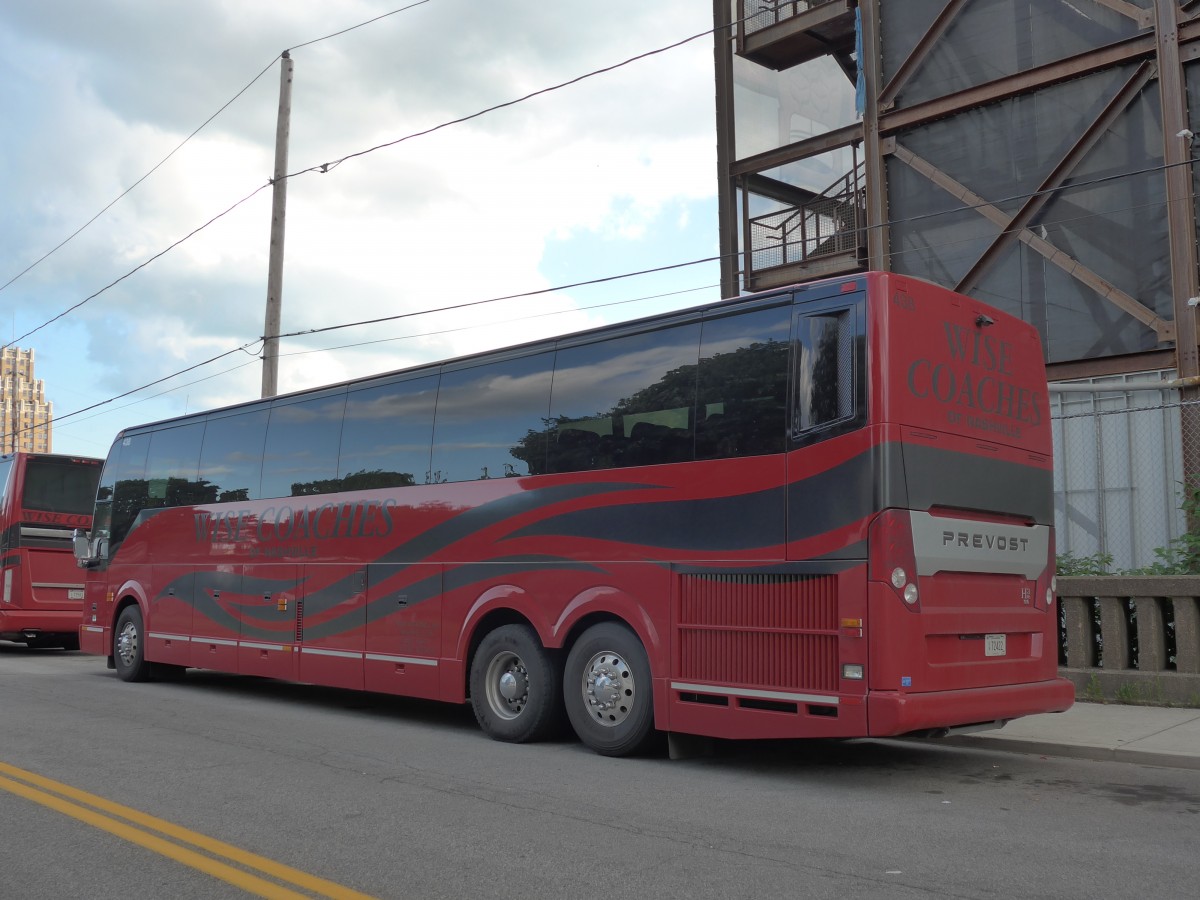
{"left": 79, "top": 273, "right": 1072, "bottom": 744}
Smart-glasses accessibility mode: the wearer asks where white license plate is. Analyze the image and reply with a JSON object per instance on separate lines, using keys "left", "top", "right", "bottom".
{"left": 67, "top": 589, "right": 85, "bottom": 600}
{"left": 984, "top": 633, "right": 1006, "bottom": 657}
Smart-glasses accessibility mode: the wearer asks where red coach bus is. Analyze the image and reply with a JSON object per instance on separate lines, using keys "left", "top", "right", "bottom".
{"left": 75, "top": 273, "right": 1073, "bottom": 755}
{"left": 0, "top": 452, "right": 103, "bottom": 649}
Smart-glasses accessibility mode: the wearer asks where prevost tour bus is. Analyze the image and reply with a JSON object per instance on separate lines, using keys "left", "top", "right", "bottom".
{"left": 75, "top": 272, "right": 1073, "bottom": 756}
{"left": 0, "top": 452, "right": 103, "bottom": 648}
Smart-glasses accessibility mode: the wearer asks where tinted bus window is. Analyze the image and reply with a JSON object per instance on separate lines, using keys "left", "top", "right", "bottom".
{"left": 695, "top": 306, "right": 791, "bottom": 459}
{"left": 432, "top": 353, "right": 554, "bottom": 482}
{"left": 260, "top": 391, "right": 347, "bottom": 498}
{"left": 144, "top": 421, "right": 207, "bottom": 509}
{"left": 548, "top": 324, "right": 701, "bottom": 472}
{"left": 0, "top": 458, "right": 13, "bottom": 512}
{"left": 102, "top": 432, "right": 151, "bottom": 548}
{"left": 22, "top": 458, "right": 102, "bottom": 515}
{"left": 197, "top": 410, "right": 268, "bottom": 503}
{"left": 792, "top": 308, "right": 857, "bottom": 435}
{"left": 339, "top": 374, "right": 438, "bottom": 489}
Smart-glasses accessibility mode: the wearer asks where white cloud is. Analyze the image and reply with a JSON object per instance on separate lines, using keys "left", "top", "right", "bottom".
{"left": 0, "top": 0, "right": 721, "bottom": 458}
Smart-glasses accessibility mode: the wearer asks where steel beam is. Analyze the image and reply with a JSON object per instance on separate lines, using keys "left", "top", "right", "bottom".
{"left": 889, "top": 142, "right": 1172, "bottom": 341}
{"left": 954, "top": 62, "right": 1157, "bottom": 297}
{"left": 880, "top": 33, "right": 1156, "bottom": 136}
{"left": 859, "top": 0, "right": 889, "bottom": 270}
{"left": 714, "top": 0, "right": 740, "bottom": 298}
{"left": 1155, "top": 0, "right": 1200, "bottom": 381}
{"left": 878, "top": 0, "right": 969, "bottom": 110}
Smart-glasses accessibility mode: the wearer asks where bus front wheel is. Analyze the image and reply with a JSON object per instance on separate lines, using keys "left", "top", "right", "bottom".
{"left": 564, "top": 622, "right": 657, "bottom": 757}
{"left": 469, "top": 624, "right": 562, "bottom": 743}
{"left": 113, "top": 606, "right": 150, "bottom": 682}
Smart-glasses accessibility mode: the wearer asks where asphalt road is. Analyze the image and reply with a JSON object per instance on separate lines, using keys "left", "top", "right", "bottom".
{"left": 2, "top": 643, "right": 1198, "bottom": 900}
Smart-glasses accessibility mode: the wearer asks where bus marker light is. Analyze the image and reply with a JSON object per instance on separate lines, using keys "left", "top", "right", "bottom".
{"left": 842, "top": 664, "right": 864, "bottom": 680}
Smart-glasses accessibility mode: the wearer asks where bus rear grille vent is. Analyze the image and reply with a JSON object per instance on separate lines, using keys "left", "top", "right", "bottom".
{"left": 677, "top": 573, "right": 838, "bottom": 693}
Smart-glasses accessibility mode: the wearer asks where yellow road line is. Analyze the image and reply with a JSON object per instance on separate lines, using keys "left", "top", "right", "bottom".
{"left": 0, "top": 762, "right": 378, "bottom": 900}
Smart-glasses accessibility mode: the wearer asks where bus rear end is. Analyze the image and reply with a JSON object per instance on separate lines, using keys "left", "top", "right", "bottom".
{"left": 0, "top": 453, "right": 102, "bottom": 649}
{"left": 866, "top": 274, "right": 1073, "bottom": 735}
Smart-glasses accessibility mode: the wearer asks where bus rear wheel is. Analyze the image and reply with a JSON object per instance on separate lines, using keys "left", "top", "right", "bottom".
{"left": 113, "top": 606, "right": 150, "bottom": 682}
{"left": 564, "top": 622, "right": 657, "bottom": 757}
{"left": 469, "top": 624, "right": 563, "bottom": 743}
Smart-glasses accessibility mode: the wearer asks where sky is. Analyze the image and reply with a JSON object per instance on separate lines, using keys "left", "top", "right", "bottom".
{"left": 0, "top": 0, "right": 723, "bottom": 459}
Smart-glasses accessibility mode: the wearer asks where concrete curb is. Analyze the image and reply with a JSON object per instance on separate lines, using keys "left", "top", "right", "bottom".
{"left": 932, "top": 733, "right": 1200, "bottom": 771}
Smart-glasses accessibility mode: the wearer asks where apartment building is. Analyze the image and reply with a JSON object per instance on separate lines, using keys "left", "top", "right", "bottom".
{"left": 1, "top": 347, "right": 52, "bottom": 454}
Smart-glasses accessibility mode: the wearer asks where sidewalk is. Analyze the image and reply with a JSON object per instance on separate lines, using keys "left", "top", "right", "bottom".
{"left": 934, "top": 701, "right": 1200, "bottom": 770}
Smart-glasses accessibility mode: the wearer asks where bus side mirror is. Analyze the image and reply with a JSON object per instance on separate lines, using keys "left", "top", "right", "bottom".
{"left": 72, "top": 529, "right": 105, "bottom": 568}
{"left": 72, "top": 529, "right": 90, "bottom": 562}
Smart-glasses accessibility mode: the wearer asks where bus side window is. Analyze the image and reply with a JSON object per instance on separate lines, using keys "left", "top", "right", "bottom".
{"left": 0, "top": 457, "right": 13, "bottom": 515}
{"left": 197, "top": 409, "right": 269, "bottom": 503}
{"left": 548, "top": 323, "right": 701, "bottom": 472}
{"left": 261, "top": 389, "right": 347, "bottom": 498}
{"left": 144, "top": 421, "right": 207, "bottom": 509}
{"left": 695, "top": 305, "right": 791, "bottom": 460}
{"left": 432, "top": 353, "right": 555, "bottom": 482}
{"left": 106, "top": 433, "right": 151, "bottom": 550}
{"left": 791, "top": 308, "right": 857, "bottom": 438}
{"left": 339, "top": 373, "right": 439, "bottom": 490}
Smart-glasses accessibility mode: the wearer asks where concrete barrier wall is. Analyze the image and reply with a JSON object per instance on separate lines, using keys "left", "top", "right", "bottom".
{"left": 1057, "top": 576, "right": 1200, "bottom": 707}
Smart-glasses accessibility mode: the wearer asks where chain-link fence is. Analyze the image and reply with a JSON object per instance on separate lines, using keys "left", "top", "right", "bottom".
{"left": 1052, "top": 377, "right": 1200, "bottom": 573}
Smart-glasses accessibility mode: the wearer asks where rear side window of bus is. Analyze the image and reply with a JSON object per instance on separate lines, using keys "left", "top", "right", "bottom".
{"left": 791, "top": 308, "right": 858, "bottom": 439}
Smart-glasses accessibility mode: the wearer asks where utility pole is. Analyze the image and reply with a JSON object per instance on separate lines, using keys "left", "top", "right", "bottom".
{"left": 262, "top": 50, "right": 294, "bottom": 398}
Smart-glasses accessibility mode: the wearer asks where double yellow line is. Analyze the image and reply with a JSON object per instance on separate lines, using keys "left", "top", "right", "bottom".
{"left": 0, "top": 761, "right": 378, "bottom": 899}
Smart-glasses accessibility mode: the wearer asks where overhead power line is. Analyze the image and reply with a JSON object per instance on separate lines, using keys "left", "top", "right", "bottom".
{"left": 3, "top": 11, "right": 713, "bottom": 351}
{"left": 0, "top": 1, "right": 438, "bottom": 300}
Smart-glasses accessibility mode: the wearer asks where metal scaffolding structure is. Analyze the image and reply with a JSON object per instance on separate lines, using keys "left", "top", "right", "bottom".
{"left": 714, "top": 0, "right": 1200, "bottom": 383}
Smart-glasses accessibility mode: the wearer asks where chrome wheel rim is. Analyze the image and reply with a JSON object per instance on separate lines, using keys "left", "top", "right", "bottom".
{"left": 580, "top": 650, "right": 635, "bottom": 727}
{"left": 116, "top": 620, "right": 139, "bottom": 668}
{"left": 483, "top": 651, "right": 529, "bottom": 721}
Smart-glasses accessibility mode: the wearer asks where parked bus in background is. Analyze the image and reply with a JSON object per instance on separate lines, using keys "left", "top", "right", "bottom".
{"left": 0, "top": 453, "right": 103, "bottom": 649}
{"left": 74, "top": 272, "right": 1073, "bottom": 755}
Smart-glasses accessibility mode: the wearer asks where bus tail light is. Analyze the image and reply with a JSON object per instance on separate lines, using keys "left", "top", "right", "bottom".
{"left": 869, "top": 509, "right": 921, "bottom": 610}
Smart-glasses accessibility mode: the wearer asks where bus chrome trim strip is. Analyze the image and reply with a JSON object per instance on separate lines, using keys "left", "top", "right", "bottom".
{"left": 240, "top": 641, "right": 288, "bottom": 651}
{"left": 82, "top": 625, "right": 104, "bottom": 633}
{"left": 149, "top": 632, "right": 193, "bottom": 642}
{"left": 300, "top": 647, "right": 361, "bottom": 660}
{"left": 20, "top": 526, "right": 74, "bottom": 539}
{"left": 671, "top": 682, "right": 839, "bottom": 705}
{"left": 32, "top": 582, "right": 86, "bottom": 589}
{"left": 194, "top": 637, "right": 238, "bottom": 647}
{"left": 365, "top": 653, "right": 438, "bottom": 667}
{"left": 910, "top": 512, "right": 1049, "bottom": 580}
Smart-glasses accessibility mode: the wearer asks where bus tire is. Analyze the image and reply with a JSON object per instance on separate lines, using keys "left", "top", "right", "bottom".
{"left": 564, "top": 622, "right": 657, "bottom": 757}
{"left": 469, "top": 624, "right": 562, "bottom": 743}
{"left": 113, "top": 606, "right": 150, "bottom": 683}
